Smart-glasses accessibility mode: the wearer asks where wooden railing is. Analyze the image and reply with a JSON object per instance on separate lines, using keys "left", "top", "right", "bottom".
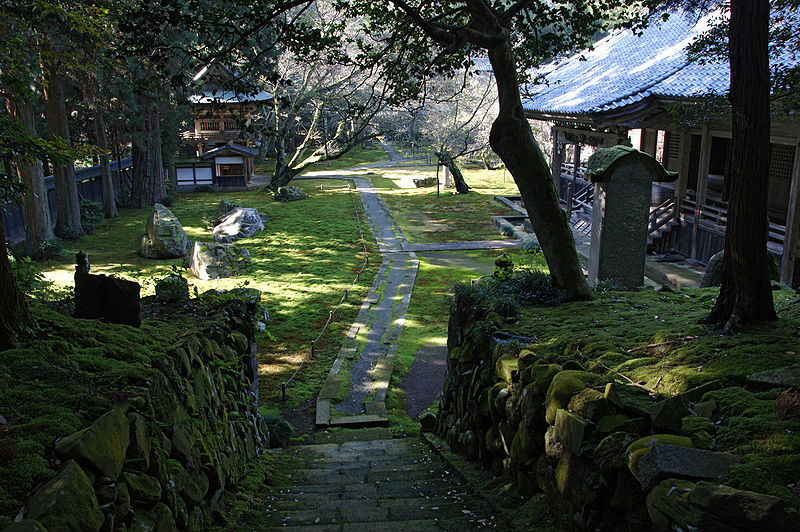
{"left": 648, "top": 198, "right": 677, "bottom": 235}
{"left": 682, "top": 191, "right": 786, "bottom": 254}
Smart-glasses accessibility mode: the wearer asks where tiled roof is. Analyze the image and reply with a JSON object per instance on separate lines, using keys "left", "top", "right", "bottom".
{"left": 521, "top": 10, "right": 728, "bottom": 117}
{"left": 190, "top": 89, "right": 274, "bottom": 105}
{"left": 201, "top": 143, "right": 259, "bottom": 159}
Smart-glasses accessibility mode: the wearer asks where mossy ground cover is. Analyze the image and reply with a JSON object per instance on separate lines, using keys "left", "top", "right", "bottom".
{"left": 386, "top": 249, "right": 541, "bottom": 432}
{"left": 27, "top": 179, "right": 379, "bottom": 409}
{"left": 482, "top": 283, "right": 800, "bottom": 509}
{"left": 370, "top": 165, "right": 520, "bottom": 243}
{"left": 0, "top": 304, "right": 173, "bottom": 528}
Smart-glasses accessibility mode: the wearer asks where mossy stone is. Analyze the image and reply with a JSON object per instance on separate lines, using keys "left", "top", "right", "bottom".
{"left": 596, "top": 414, "right": 630, "bottom": 433}
{"left": 680, "top": 380, "right": 722, "bottom": 403}
{"left": 495, "top": 355, "right": 519, "bottom": 384}
{"left": 123, "top": 472, "right": 162, "bottom": 502}
{"left": 567, "top": 387, "right": 608, "bottom": 420}
{"left": 127, "top": 413, "right": 151, "bottom": 471}
{"left": 54, "top": 406, "right": 130, "bottom": 480}
{"left": 605, "top": 382, "right": 654, "bottom": 416}
{"left": 691, "top": 399, "right": 716, "bottom": 418}
{"left": 690, "top": 430, "right": 714, "bottom": 450}
{"left": 626, "top": 434, "right": 694, "bottom": 477}
{"left": 24, "top": 460, "right": 103, "bottom": 531}
{"left": 562, "top": 360, "right": 585, "bottom": 371}
{"left": 554, "top": 409, "right": 590, "bottom": 454}
{"left": 594, "top": 431, "right": 638, "bottom": 471}
{"left": 531, "top": 363, "right": 562, "bottom": 395}
{"left": 545, "top": 370, "right": 598, "bottom": 424}
{"left": 649, "top": 394, "right": 691, "bottom": 432}
{"left": 681, "top": 416, "right": 715, "bottom": 436}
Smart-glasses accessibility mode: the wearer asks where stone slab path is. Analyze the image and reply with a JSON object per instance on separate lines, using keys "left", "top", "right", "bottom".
{"left": 314, "top": 176, "right": 419, "bottom": 427}
{"left": 260, "top": 438, "right": 499, "bottom": 531}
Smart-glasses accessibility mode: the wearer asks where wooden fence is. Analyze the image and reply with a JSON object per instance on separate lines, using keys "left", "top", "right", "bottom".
{"left": 1, "top": 158, "right": 133, "bottom": 244}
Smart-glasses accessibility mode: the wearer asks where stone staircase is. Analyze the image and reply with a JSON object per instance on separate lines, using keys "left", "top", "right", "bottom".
{"left": 259, "top": 438, "right": 499, "bottom": 531}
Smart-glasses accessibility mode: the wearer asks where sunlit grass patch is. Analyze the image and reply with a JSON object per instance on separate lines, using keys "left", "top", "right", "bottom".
{"left": 30, "top": 179, "right": 380, "bottom": 409}
{"left": 371, "top": 165, "right": 521, "bottom": 243}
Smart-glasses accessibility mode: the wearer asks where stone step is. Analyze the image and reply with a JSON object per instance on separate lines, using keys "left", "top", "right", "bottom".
{"left": 283, "top": 466, "right": 443, "bottom": 485}
{"left": 275, "top": 477, "right": 455, "bottom": 498}
{"left": 261, "top": 517, "right": 493, "bottom": 532}
{"left": 299, "top": 457, "right": 433, "bottom": 470}
{"left": 264, "top": 501, "right": 471, "bottom": 527}
{"left": 269, "top": 495, "right": 463, "bottom": 512}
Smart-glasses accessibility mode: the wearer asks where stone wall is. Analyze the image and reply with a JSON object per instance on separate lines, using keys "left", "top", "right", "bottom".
{"left": 435, "top": 291, "right": 798, "bottom": 531}
{"left": 4, "top": 299, "right": 269, "bottom": 532}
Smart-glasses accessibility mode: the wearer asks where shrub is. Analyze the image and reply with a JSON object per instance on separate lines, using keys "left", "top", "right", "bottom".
{"left": 80, "top": 200, "right": 105, "bottom": 235}
{"left": 154, "top": 272, "right": 189, "bottom": 303}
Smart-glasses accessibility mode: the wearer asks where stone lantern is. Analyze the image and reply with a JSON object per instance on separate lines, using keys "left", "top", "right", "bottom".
{"left": 586, "top": 146, "right": 678, "bottom": 289}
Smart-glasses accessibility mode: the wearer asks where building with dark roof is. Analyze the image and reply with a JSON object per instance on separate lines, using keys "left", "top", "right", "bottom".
{"left": 177, "top": 63, "right": 273, "bottom": 190}
{"left": 521, "top": 8, "right": 800, "bottom": 285}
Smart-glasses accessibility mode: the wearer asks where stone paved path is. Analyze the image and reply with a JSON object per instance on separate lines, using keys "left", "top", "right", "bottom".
{"left": 314, "top": 176, "right": 419, "bottom": 427}
{"left": 260, "top": 438, "right": 499, "bottom": 531}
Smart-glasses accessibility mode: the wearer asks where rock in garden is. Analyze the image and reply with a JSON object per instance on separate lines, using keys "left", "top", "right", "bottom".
{"left": 23, "top": 460, "right": 104, "bottom": 531}
{"left": 74, "top": 251, "right": 141, "bottom": 327}
{"left": 630, "top": 443, "right": 739, "bottom": 490}
{"left": 189, "top": 241, "right": 251, "bottom": 280}
{"left": 273, "top": 185, "right": 309, "bottom": 202}
{"left": 137, "top": 203, "right": 191, "bottom": 259}
{"left": 54, "top": 405, "right": 130, "bottom": 479}
{"left": 419, "top": 412, "right": 437, "bottom": 432}
{"left": 747, "top": 364, "right": 800, "bottom": 389}
{"left": 216, "top": 197, "right": 240, "bottom": 217}
{"left": 212, "top": 207, "right": 266, "bottom": 243}
{"left": 647, "top": 479, "right": 799, "bottom": 532}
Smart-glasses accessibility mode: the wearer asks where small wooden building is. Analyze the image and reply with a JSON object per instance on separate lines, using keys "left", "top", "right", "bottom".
{"left": 177, "top": 63, "right": 272, "bottom": 190}
{"left": 521, "top": 9, "right": 800, "bottom": 285}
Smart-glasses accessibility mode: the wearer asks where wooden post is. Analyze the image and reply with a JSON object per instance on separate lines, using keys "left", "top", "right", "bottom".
{"left": 691, "top": 126, "right": 712, "bottom": 260}
{"left": 551, "top": 129, "right": 563, "bottom": 198}
{"left": 281, "top": 382, "right": 286, "bottom": 401}
{"left": 675, "top": 131, "right": 692, "bottom": 222}
{"left": 573, "top": 144, "right": 581, "bottom": 181}
{"left": 780, "top": 141, "right": 800, "bottom": 285}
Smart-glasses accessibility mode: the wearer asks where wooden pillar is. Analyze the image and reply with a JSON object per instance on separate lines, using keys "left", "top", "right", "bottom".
{"left": 551, "top": 129, "right": 564, "bottom": 197}
{"left": 780, "top": 141, "right": 800, "bottom": 285}
{"left": 691, "top": 126, "right": 712, "bottom": 260}
{"left": 573, "top": 144, "right": 581, "bottom": 179}
{"left": 674, "top": 131, "right": 692, "bottom": 221}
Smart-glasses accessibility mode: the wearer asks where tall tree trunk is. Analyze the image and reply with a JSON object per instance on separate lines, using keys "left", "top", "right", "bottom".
{"left": 436, "top": 151, "right": 470, "bottom": 194}
{"left": 705, "top": 0, "right": 776, "bottom": 330}
{"left": 130, "top": 96, "right": 165, "bottom": 208}
{"left": 6, "top": 97, "right": 55, "bottom": 257}
{"left": 0, "top": 211, "right": 27, "bottom": 350}
{"left": 488, "top": 40, "right": 592, "bottom": 301}
{"left": 42, "top": 45, "right": 82, "bottom": 238}
{"left": 93, "top": 108, "right": 118, "bottom": 218}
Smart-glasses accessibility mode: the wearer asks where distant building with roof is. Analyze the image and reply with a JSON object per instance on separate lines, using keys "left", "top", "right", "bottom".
{"left": 176, "top": 63, "right": 273, "bottom": 190}
{"left": 521, "top": 8, "right": 800, "bottom": 285}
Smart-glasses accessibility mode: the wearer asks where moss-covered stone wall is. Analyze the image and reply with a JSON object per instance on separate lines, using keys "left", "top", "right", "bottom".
{"left": 436, "top": 291, "right": 799, "bottom": 531}
{"left": 3, "top": 299, "right": 269, "bottom": 531}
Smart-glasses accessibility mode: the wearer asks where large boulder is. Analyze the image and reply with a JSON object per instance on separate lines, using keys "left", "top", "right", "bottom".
{"left": 54, "top": 406, "right": 130, "bottom": 479}
{"left": 189, "top": 241, "right": 251, "bottom": 280}
{"left": 700, "top": 250, "right": 779, "bottom": 288}
{"left": 23, "top": 460, "right": 104, "bottom": 531}
{"left": 138, "top": 203, "right": 191, "bottom": 259}
{"left": 647, "top": 479, "right": 800, "bottom": 532}
{"left": 273, "top": 185, "right": 309, "bottom": 202}
{"left": 212, "top": 208, "right": 266, "bottom": 243}
{"left": 629, "top": 441, "right": 739, "bottom": 490}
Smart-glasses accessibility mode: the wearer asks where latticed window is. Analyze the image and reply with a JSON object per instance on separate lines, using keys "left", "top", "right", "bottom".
{"left": 200, "top": 120, "right": 218, "bottom": 131}
{"left": 770, "top": 144, "right": 795, "bottom": 183}
{"left": 223, "top": 120, "right": 237, "bottom": 130}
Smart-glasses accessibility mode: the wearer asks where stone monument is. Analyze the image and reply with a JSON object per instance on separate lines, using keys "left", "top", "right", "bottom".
{"left": 585, "top": 146, "right": 677, "bottom": 289}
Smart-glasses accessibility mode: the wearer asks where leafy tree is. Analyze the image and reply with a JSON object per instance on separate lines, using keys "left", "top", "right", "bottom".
{"left": 664, "top": 0, "right": 799, "bottom": 329}
{"left": 333, "top": 0, "right": 652, "bottom": 300}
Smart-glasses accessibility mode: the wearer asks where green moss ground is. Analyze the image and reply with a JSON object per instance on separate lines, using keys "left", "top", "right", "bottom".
{"left": 370, "top": 166, "right": 520, "bottom": 243}
{"left": 0, "top": 304, "right": 172, "bottom": 528}
{"left": 386, "top": 249, "right": 528, "bottom": 432}
{"left": 28, "top": 179, "right": 379, "bottom": 408}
